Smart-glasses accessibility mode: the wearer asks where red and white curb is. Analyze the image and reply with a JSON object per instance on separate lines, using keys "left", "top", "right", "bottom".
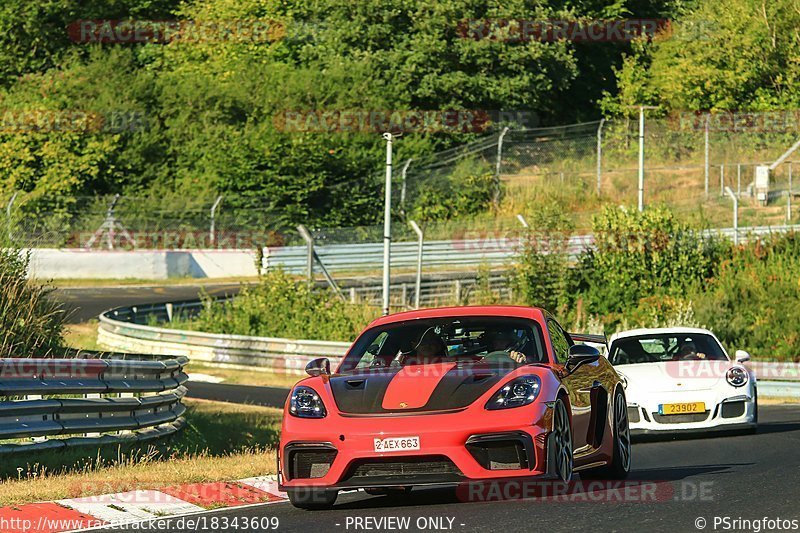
{"left": 0, "top": 476, "right": 287, "bottom": 533}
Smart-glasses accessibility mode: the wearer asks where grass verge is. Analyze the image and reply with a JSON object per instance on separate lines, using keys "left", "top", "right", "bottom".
{"left": 0, "top": 399, "right": 281, "bottom": 506}
{"left": 186, "top": 362, "right": 302, "bottom": 388}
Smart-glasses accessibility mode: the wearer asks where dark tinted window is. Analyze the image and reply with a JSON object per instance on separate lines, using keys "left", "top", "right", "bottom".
{"left": 341, "top": 316, "right": 546, "bottom": 372}
{"left": 609, "top": 333, "right": 727, "bottom": 365}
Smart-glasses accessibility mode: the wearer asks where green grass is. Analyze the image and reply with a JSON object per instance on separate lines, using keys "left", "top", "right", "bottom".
{"left": 0, "top": 399, "right": 282, "bottom": 506}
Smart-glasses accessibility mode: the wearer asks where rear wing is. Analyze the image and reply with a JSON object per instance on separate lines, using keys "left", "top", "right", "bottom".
{"left": 568, "top": 332, "right": 608, "bottom": 354}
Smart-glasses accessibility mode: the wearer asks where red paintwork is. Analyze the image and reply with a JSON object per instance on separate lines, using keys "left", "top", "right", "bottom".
{"left": 382, "top": 362, "right": 457, "bottom": 410}
{"left": 279, "top": 305, "right": 624, "bottom": 491}
{"left": 159, "top": 482, "right": 280, "bottom": 508}
{"left": 0, "top": 503, "right": 102, "bottom": 532}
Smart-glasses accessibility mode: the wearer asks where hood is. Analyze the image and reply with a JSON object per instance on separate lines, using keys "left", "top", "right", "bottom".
{"left": 327, "top": 361, "right": 518, "bottom": 414}
{"left": 616, "top": 360, "right": 737, "bottom": 393}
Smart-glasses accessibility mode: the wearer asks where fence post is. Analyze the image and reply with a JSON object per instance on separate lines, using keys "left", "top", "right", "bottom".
{"left": 494, "top": 127, "right": 510, "bottom": 206}
{"left": 704, "top": 114, "right": 710, "bottom": 199}
{"left": 409, "top": 220, "right": 424, "bottom": 310}
{"left": 720, "top": 165, "right": 724, "bottom": 196}
{"left": 789, "top": 162, "right": 793, "bottom": 223}
{"left": 296, "top": 224, "right": 314, "bottom": 285}
{"left": 5, "top": 191, "right": 16, "bottom": 242}
{"left": 596, "top": 118, "right": 605, "bottom": 196}
{"left": 724, "top": 186, "right": 739, "bottom": 246}
{"left": 400, "top": 158, "right": 412, "bottom": 218}
{"left": 737, "top": 164, "right": 741, "bottom": 197}
{"left": 209, "top": 195, "right": 223, "bottom": 247}
{"left": 454, "top": 279, "right": 462, "bottom": 304}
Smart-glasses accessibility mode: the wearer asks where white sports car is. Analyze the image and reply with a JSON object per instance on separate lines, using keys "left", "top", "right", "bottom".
{"left": 607, "top": 327, "right": 757, "bottom": 435}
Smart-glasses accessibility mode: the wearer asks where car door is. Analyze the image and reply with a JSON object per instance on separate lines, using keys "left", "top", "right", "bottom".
{"left": 547, "top": 317, "right": 602, "bottom": 459}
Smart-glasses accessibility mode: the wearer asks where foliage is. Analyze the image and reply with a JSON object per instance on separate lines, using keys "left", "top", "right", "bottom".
{"left": 0, "top": 248, "right": 66, "bottom": 356}
{"left": 602, "top": 0, "right": 800, "bottom": 113}
{"left": 408, "top": 158, "right": 495, "bottom": 222}
{"left": 511, "top": 201, "right": 575, "bottom": 314}
{"left": 692, "top": 234, "right": 800, "bottom": 359}
{"left": 573, "top": 205, "right": 724, "bottom": 320}
{"left": 182, "top": 269, "right": 378, "bottom": 342}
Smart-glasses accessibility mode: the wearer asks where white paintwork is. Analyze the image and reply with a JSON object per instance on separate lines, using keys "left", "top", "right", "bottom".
{"left": 609, "top": 327, "right": 758, "bottom": 433}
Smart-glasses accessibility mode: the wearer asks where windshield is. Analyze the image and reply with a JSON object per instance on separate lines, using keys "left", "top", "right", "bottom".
{"left": 339, "top": 316, "right": 546, "bottom": 373}
{"left": 609, "top": 333, "right": 728, "bottom": 365}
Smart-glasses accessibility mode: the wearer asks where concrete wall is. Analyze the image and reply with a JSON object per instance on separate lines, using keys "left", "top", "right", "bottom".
{"left": 28, "top": 249, "right": 260, "bottom": 280}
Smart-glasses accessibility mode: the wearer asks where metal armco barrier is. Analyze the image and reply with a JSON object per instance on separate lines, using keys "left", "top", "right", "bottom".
{"left": 0, "top": 355, "right": 188, "bottom": 453}
{"left": 264, "top": 224, "right": 800, "bottom": 274}
{"left": 99, "top": 299, "right": 800, "bottom": 397}
{"left": 99, "top": 308, "right": 349, "bottom": 374}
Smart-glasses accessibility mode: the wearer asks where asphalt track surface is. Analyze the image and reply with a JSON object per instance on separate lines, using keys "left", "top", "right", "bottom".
{"left": 186, "top": 382, "right": 289, "bottom": 408}
{"left": 56, "top": 283, "right": 244, "bottom": 323}
{"left": 94, "top": 404, "right": 800, "bottom": 533}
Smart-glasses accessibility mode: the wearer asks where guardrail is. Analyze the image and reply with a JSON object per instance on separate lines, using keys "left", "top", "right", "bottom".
{"left": 99, "top": 299, "right": 800, "bottom": 398}
{"left": 0, "top": 355, "right": 189, "bottom": 453}
{"left": 265, "top": 224, "right": 800, "bottom": 274}
{"left": 99, "top": 308, "right": 349, "bottom": 374}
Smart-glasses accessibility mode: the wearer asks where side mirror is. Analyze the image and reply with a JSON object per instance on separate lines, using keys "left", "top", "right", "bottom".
{"left": 566, "top": 344, "right": 601, "bottom": 372}
{"left": 734, "top": 350, "right": 751, "bottom": 363}
{"left": 305, "top": 357, "right": 331, "bottom": 377}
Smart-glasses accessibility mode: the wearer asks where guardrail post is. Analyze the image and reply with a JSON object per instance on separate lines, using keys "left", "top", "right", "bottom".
{"left": 454, "top": 279, "right": 462, "bottom": 304}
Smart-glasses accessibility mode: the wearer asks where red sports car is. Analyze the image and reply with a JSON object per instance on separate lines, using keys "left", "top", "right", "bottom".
{"left": 278, "top": 306, "right": 631, "bottom": 509}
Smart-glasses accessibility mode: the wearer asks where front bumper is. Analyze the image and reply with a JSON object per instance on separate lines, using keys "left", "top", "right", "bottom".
{"left": 278, "top": 404, "right": 556, "bottom": 490}
{"left": 626, "top": 386, "right": 756, "bottom": 435}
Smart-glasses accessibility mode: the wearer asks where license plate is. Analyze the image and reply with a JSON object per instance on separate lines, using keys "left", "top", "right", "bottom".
{"left": 374, "top": 436, "right": 420, "bottom": 453}
{"left": 658, "top": 402, "right": 706, "bottom": 415}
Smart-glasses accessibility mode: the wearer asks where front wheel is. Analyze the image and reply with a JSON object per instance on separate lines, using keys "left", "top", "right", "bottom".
{"left": 287, "top": 488, "right": 338, "bottom": 510}
{"left": 583, "top": 389, "right": 631, "bottom": 480}
{"left": 552, "top": 399, "right": 574, "bottom": 482}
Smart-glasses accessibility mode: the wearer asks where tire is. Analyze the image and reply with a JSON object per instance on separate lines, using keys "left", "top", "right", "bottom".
{"left": 552, "top": 398, "right": 574, "bottom": 482}
{"left": 287, "top": 488, "right": 338, "bottom": 510}
{"left": 583, "top": 388, "right": 631, "bottom": 480}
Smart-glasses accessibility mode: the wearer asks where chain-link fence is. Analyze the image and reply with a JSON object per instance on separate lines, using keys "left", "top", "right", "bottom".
{"left": 3, "top": 113, "right": 799, "bottom": 248}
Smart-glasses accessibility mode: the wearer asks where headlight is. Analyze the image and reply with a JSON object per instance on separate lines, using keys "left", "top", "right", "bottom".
{"left": 726, "top": 367, "right": 748, "bottom": 387}
{"left": 486, "top": 376, "right": 541, "bottom": 410}
{"left": 289, "top": 386, "right": 327, "bottom": 418}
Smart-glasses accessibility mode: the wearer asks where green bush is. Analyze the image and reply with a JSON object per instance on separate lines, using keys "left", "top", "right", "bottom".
{"left": 692, "top": 234, "right": 800, "bottom": 360}
{"left": 0, "top": 249, "right": 66, "bottom": 356}
{"left": 408, "top": 158, "right": 495, "bottom": 223}
{"left": 182, "top": 270, "right": 378, "bottom": 342}
{"left": 511, "top": 202, "right": 574, "bottom": 314}
{"left": 574, "top": 205, "right": 725, "bottom": 319}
